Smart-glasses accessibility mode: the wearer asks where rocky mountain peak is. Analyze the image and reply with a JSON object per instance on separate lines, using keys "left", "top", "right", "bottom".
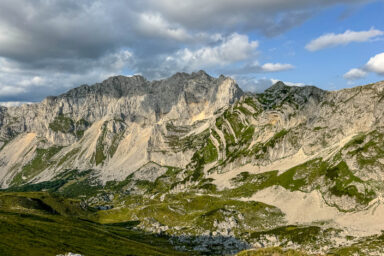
{"left": 258, "top": 81, "right": 326, "bottom": 110}
{"left": 0, "top": 70, "right": 243, "bottom": 151}
{"left": 266, "top": 81, "right": 287, "bottom": 91}
{"left": 51, "top": 71, "right": 241, "bottom": 104}
{"left": 56, "top": 75, "right": 150, "bottom": 100}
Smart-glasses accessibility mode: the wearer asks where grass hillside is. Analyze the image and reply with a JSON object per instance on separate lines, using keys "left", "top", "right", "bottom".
{"left": 0, "top": 192, "right": 192, "bottom": 256}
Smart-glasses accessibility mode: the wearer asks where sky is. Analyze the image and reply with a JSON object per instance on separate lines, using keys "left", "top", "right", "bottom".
{"left": 0, "top": 0, "right": 383, "bottom": 104}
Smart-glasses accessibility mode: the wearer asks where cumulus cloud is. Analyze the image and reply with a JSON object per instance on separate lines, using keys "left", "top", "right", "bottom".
{"left": 169, "top": 33, "right": 258, "bottom": 67}
{"left": 136, "top": 13, "right": 191, "bottom": 41}
{"left": 306, "top": 28, "right": 383, "bottom": 51}
{"left": 365, "top": 52, "right": 384, "bottom": 75}
{"left": 260, "top": 63, "right": 294, "bottom": 72}
{"left": 138, "top": 33, "right": 259, "bottom": 78}
{"left": 221, "top": 61, "right": 294, "bottom": 75}
{"left": 343, "top": 52, "right": 384, "bottom": 80}
{"left": 343, "top": 68, "right": 367, "bottom": 80}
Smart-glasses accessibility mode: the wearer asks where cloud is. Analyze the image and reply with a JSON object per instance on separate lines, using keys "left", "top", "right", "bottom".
{"left": 260, "top": 63, "right": 294, "bottom": 72}
{"left": 0, "top": 101, "right": 33, "bottom": 107}
{"left": 222, "top": 61, "right": 294, "bottom": 75}
{"left": 19, "top": 76, "right": 45, "bottom": 87}
{"left": 237, "top": 77, "right": 277, "bottom": 92}
{"left": 0, "top": 84, "right": 26, "bottom": 96}
{"left": 136, "top": 13, "right": 191, "bottom": 41}
{"left": 155, "top": 37, "right": 294, "bottom": 79}
{"left": 235, "top": 76, "right": 304, "bottom": 93}
{"left": 306, "top": 28, "right": 383, "bottom": 51}
{"left": 148, "top": 0, "right": 371, "bottom": 36}
{"left": 149, "top": 33, "right": 258, "bottom": 77}
{"left": 0, "top": 49, "right": 133, "bottom": 101}
{"left": 365, "top": 52, "right": 384, "bottom": 75}
{"left": 343, "top": 52, "right": 384, "bottom": 80}
{"left": 343, "top": 68, "right": 367, "bottom": 80}
{"left": 0, "top": 0, "right": 373, "bottom": 63}
{"left": 178, "top": 33, "right": 258, "bottom": 66}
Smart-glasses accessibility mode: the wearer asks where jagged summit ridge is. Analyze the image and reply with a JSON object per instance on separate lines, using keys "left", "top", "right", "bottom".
{"left": 52, "top": 70, "right": 222, "bottom": 99}
{"left": 3, "top": 71, "right": 243, "bottom": 128}
{"left": 264, "top": 80, "right": 288, "bottom": 92}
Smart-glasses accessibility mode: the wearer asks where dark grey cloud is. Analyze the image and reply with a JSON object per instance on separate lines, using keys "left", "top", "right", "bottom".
{"left": 146, "top": 0, "right": 373, "bottom": 35}
{"left": 0, "top": 1, "right": 129, "bottom": 61}
{"left": 0, "top": 0, "right": 375, "bottom": 102}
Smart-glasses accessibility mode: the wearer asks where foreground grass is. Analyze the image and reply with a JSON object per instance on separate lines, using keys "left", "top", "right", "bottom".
{"left": 0, "top": 192, "right": 191, "bottom": 256}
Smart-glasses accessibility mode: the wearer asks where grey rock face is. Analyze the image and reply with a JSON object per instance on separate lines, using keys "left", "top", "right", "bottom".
{"left": 0, "top": 71, "right": 243, "bottom": 187}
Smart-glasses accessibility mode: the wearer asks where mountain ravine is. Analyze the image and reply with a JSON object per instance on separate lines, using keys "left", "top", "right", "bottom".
{"left": 1, "top": 71, "right": 384, "bottom": 255}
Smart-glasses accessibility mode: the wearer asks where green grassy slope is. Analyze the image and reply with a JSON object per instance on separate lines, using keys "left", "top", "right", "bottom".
{"left": 0, "top": 192, "right": 192, "bottom": 256}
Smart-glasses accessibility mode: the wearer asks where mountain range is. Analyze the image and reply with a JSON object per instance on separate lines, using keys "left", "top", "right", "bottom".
{"left": 1, "top": 71, "right": 384, "bottom": 255}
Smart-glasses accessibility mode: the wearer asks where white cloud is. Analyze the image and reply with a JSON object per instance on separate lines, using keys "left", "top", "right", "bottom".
{"left": 343, "top": 68, "right": 367, "bottom": 80}
{"left": 235, "top": 77, "right": 275, "bottom": 92}
{"left": 365, "top": 52, "right": 384, "bottom": 75}
{"left": 306, "top": 28, "right": 383, "bottom": 51}
{"left": 165, "top": 33, "right": 258, "bottom": 71}
{"left": 343, "top": 52, "right": 384, "bottom": 80}
{"left": 0, "top": 101, "right": 33, "bottom": 107}
{"left": 137, "top": 13, "right": 191, "bottom": 41}
{"left": 235, "top": 76, "right": 304, "bottom": 93}
{"left": 19, "top": 76, "right": 45, "bottom": 87}
{"left": 0, "top": 84, "right": 26, "bottom": 96}
{"left": 261, "top": 63, "right": 294, "bottom": 72}
{"left": 223, "top": 61, "right": 295, "bottom": 75}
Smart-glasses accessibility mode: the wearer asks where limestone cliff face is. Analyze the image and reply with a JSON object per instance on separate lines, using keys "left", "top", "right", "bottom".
{"left": 0, "top": 71, "right": 243, "bottom": 187}
{"left": 206, "top": 81, "right": 384, "bottom": 176}
{"left": 199, "top": 80, "right": 384, "bottom": 213}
